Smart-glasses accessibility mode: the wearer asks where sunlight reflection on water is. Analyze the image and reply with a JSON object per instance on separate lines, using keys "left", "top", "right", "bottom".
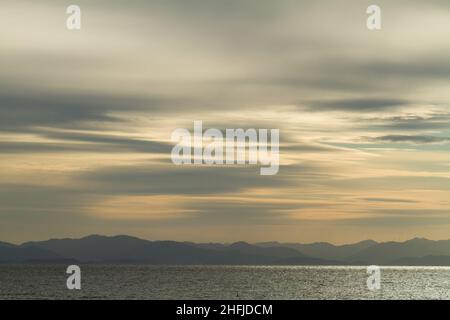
{"left": 1, "top": 265, "right": 449, "bottom": 299}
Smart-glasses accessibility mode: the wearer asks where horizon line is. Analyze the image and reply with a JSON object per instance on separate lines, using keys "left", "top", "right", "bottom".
{"left": 3, "top": 233, "right": 442, "bottom": 247}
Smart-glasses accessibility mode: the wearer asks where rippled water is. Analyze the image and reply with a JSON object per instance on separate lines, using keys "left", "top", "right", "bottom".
{"left": 1, "top": 265, "right": 450, "bottom": 299}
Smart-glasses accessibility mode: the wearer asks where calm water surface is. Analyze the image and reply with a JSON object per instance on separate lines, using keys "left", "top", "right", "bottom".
{"left": 1, "top": 265, "right": 449, "bottom": 299}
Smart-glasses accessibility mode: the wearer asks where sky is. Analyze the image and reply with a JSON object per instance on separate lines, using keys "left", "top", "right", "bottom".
{"left": 1, "top": 0, "right": 450, "bottom": 244}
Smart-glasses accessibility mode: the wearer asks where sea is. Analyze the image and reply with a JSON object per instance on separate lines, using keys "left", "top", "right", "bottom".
{"left": 1, "top": 265, "right": 449, "bottom": 300}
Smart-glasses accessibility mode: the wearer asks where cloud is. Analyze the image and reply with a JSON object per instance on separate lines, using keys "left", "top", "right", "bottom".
{"left": 2, "top": 0, "right": 450, "bottom": 243}
{"left": 182, "top": 199, "right": 307, "bottom": 225}
{"left": 0, "top": 183, "right": 93, "bottom": 219}
{"left": 361, "top": 112, "right": 450, "bottom": 131}
{"left": 372, "top": 135, "right": 450, "bottom": 144}
{"left": 38, "top": 130, "right": 172, "bottom": 153}
{"left": 305, "top": 98, "right": 410, "bottom": 112}
{"left": 0, "top": 91, "right": 145, "bottom": 132}
{"left": 81, "top": 165, "right": 290, "bottom": 196}
{"left": 0, "top": 138, "right": 172, "bottom": 154}
{"left": 338, "top": 209, "right": 450, "bottom": 227}
{"left": 360, "top": 197, "right": 418, "bottom": 204}
{"left": 357, "top": 59, "right": 450, "bottom": 81}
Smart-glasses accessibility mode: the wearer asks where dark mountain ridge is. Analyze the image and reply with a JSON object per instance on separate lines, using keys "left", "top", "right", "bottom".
{"left": 20, "top": 235, "right": 335, "bottom": 265}
{"left": 0, "top": 241, "right": 74, "bottom": 263}
{"left": 1, "top": 235, "right": 450, "bottom": 265}
{"left": 257, "top": 240, "right": 378, "bottom": 260}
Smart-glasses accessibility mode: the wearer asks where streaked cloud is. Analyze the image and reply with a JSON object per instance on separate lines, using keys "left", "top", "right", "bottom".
{"left": 1, "top": 0, "right": 450, "bottom": 243}
{"left": 371, "top": 135, "right": 450, "bottom": 144}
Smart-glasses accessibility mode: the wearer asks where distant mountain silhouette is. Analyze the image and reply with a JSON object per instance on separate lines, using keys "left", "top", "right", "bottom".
{"left": 20, "top": 235, "right": 336, "bottom": 265}
{"left": 1, "top": 235, "right": 450, "bottom": 265}
{"left": 259, "top": 238, "right": 450, "bottom": 265}
{"left": 257, "top": 240, "right": 378, "bottom": 260}
{"left": 0, "top": 241, "right": 73, "bottom": 263}
{"left": 346, "top": 238, "right": 450, "bottom": 264}
{"left": 0, "top": 241, "right": 15, "bottom": 248}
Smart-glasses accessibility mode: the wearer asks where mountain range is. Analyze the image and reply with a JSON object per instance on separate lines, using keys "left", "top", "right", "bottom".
{"left": 2, "top": 235, "right": 450, "bottom": 265}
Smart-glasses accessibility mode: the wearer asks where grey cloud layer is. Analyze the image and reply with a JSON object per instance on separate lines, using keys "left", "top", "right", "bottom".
{"left": 0, "top": 92, "right": 140, "bottom": 131}
{"left": 305, "top": 98, "right": 411, "bottom": 112}
{"left": 372, "top": 135, "right": 450, "bottom": 144}
{"left": 81, "top": 165, "right": 292, "bottom": 195}
{"left": 2, "top": 0, "right": 450, "bottom": 118}
{"left": 1, "top": 0, "right": 450, "bottom": 242}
